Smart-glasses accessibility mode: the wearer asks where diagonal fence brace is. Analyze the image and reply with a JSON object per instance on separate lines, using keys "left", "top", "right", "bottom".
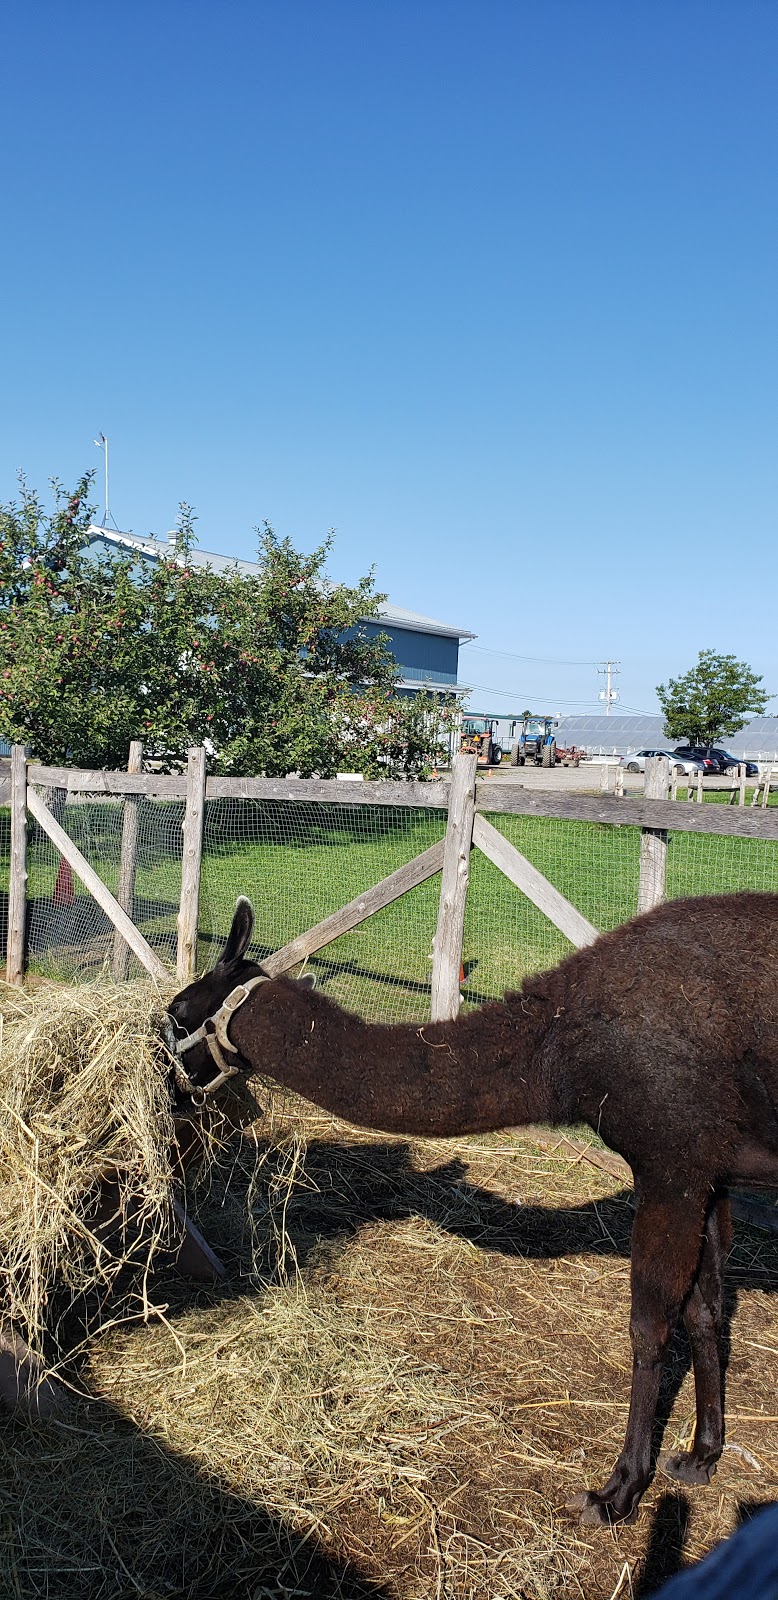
{"left": 473, "top": 813, "right": 598, "bottom": 949}
{"left": 26, "top": 786, "right": 170, "bottom": 984}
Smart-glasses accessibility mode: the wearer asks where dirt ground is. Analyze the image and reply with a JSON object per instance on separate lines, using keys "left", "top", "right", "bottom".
{"left": 9, "top": 1106, "right": 773, "bottom": 1600}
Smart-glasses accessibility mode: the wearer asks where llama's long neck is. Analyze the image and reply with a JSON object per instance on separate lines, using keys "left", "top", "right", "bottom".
{"left": 233, "top": 981, "right": 568, "bottom": 1138}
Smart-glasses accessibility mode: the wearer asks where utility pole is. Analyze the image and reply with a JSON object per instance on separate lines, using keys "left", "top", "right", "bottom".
{"left": 598, "top": 660, "right": 621, "bottom": 716}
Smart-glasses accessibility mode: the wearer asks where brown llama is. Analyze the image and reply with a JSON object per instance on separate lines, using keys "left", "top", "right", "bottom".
{"left": 165, "top": 892, "right": 778, "bottom": 1526}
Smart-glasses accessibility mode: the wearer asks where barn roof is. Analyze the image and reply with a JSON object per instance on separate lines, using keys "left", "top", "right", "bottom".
{"left": 85, "top": 527, "right": 474, "bottom": 641}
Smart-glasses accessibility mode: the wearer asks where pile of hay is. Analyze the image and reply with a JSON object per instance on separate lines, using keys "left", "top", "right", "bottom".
{"left": 0, "top": 979, "right": 178, "bottom": 1355}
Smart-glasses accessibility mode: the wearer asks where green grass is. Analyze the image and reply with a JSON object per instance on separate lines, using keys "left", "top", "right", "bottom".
{"left": 677, "top": 783, "right": 778, "bottom": 806}
{"left": 3, "top": 798, "right": 777, "bottom": 1019}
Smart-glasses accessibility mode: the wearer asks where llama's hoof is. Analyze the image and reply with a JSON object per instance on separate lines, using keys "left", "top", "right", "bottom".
{"left": 566, "top": 1490, "right": 639, "bottom": 1528}
{"left": 660, "top": 1450, "right": 718, "bottom": 1487}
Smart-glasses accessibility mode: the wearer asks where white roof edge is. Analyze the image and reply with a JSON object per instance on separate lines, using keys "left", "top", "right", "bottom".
{"left": 395, "top": 684, "right": 460, "bottom": 694}
{"left": 85, "top": 524, "right": 167, "bottom": 559}
{"left": 368, "top": 607, "right": 476, "bottom": 641}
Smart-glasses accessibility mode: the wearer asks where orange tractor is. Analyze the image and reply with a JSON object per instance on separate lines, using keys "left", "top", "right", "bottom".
{"left": 459, "top": 717, "right": 504, "bottom": 766}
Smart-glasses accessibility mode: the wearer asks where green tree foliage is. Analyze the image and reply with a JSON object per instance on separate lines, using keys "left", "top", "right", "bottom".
{"left": 657, "top": 649, "right": 771, "bottom": 747}
{"left": 0, "top": 475, "right": 456, "bottom": 777}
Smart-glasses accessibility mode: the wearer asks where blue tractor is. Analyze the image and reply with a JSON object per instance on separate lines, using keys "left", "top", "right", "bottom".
{"left": 510, "top": 714, "right": 558, "bottom": 767}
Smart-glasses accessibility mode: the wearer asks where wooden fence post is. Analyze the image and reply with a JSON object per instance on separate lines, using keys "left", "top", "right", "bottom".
{"left": 739, "top": 763, "right": 747, "bottom": 807}
{"left": 6, "top": 745, "right": 29, "bottom": 983}
{"left": 112, "top": 741, "right": 144, "bottom": 982}
{"left": 177, "top": 747, "right": 206, "bottom": 984}
{"left": 637, "top": 755, "right": 669, "bottom": 914}
{"left": 431, "top": 752, "right": 477, "bottom": 1021}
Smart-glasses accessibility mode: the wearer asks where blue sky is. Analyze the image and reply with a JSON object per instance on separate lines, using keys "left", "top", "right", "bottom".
{"left": 1, "top": 1, "right": 776, "bottom": 717}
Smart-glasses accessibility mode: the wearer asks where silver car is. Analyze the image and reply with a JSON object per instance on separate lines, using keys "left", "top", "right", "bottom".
{"left": 619, "top": 748, "right": 705, "bottom": 775}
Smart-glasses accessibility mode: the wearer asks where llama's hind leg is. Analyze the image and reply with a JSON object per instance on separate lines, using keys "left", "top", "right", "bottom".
{"left": 570, "top": 1186, "right": 709, "bottom": 1527}
{"left": 661, "top": 1193, "right": 731, "bottom": 1487}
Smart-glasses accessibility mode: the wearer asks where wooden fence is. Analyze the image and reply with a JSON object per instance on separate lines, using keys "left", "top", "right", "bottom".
{"left": 5, "top": 748, "right": 778, "bottom": 1017}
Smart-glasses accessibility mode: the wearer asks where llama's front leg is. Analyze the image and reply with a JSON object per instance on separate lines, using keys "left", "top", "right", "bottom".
{"left": 662, "top": 1194, "right": 731, "bottom": 1487}
{"left": 570, "top": 1188, "right": 707, "bottom": 1527}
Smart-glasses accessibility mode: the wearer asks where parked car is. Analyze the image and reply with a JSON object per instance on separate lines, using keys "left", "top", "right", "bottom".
{"left": 674, "top": 746, "right": 759, "bottom": 777}
{"left": 671, "top": 747, "right": 719, "bottom": 774}
{"left": 619, "top": 749, "right": 705, "bottom": 775}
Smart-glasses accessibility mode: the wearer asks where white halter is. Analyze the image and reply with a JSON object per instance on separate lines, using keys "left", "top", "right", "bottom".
{"left": 169, "top": 973, "right": 269, "bottom": 1104}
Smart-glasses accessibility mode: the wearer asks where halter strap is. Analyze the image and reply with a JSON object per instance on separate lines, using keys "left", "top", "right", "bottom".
{"left": 172, "top": 973, "right": 269, "bottom": 1103}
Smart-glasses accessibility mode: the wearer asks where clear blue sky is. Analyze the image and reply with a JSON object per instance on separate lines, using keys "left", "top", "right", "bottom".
{"left": 2, "top": 1, "right": 776, "bottom": 717}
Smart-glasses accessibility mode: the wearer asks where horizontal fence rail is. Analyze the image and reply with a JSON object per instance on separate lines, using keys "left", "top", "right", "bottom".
{"left": 10, "top": 764, "right": 778, "bottom": 840}
{"left": 474, "top": 786, "right": 778, "bottom": 840}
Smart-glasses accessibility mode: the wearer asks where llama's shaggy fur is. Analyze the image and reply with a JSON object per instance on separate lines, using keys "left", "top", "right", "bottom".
{"left": 167, "top": 891, "right": 778, "bottom": 1525}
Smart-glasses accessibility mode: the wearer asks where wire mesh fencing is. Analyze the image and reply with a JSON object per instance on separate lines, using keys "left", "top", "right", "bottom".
{"left": 198, "top": 798, "right": 446, "bottom": 1021}
{"left": 666, "top": 827, "right": 778, "bottom": 900}
{"left": 463, "top": 814, "right": 778, "bottom": 1005}
{"left": 463, "top": 814, "right": 642, "bottom": 1004}
{"left": 9, "top": 775, "right": 778, "bottom": 1018}
{"left": 25, "top": 786, "right": 184, "bottom": 982}
{"left": 19, "top": 785, "right": 447, "bottom": 1017}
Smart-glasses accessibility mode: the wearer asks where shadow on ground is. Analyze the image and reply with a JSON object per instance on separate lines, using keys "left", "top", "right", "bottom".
{"left": 0, "top": 1394, "right": 393, "bottom": 1600}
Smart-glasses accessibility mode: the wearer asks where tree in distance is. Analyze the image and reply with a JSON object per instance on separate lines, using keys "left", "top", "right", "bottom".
{"left": 657, "top": 648, "right": 771, "bottom": 748}
{"left": 0, "top": 473, "right": 457, "bottom": 777}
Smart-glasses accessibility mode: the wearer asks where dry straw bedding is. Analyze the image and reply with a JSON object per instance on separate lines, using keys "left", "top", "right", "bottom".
{"left": 0, "top": 982, "right": 777, "bottom": 1599}
{"left": 0, "top": 979, "right": 177, "bottom": 1357}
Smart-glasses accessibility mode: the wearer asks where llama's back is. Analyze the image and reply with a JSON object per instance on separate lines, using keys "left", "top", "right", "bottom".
{"left": 529, "top": 891, "right": 778, "bottom": 1183}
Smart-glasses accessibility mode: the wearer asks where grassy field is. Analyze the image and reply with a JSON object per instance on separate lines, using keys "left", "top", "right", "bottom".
{"left": 3, "top": 794, "right": 778, "bottom": 1017}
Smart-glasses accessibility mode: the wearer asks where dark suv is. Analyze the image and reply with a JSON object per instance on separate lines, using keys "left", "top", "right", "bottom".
{"left": 674, "top": 746, "right": 759, "bottom": 777}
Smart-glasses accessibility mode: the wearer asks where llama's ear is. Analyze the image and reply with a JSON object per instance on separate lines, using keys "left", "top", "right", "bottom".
{"left": 219, "top": 897, "right": 254, "bottom": 969}
{"left": 297, "top": 972, "right": 317, "bottom": 990}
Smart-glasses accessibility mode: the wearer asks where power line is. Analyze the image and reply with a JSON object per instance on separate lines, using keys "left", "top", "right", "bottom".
{"left": 460, "top": 643, "right": 599, "bottom": 668}
{"left": 462, "top": 680, "right": 656, "bottom": 715}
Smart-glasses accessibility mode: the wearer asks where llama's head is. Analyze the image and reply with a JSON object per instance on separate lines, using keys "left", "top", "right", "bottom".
{"left": 164, "top": 897, "right": 314, "bottom": 1109}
